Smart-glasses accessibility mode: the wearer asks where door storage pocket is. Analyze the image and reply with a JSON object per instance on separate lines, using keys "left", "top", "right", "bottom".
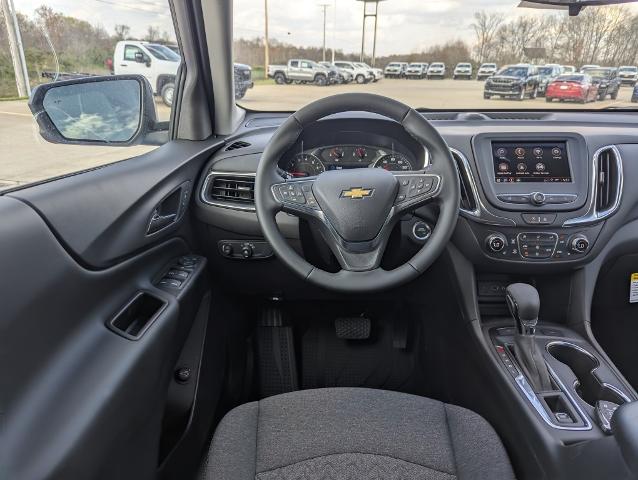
{"left": 108, "top": 292, "right": 167, "bottom": 340}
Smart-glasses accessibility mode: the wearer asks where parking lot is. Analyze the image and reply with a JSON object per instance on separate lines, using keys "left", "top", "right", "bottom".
{"left": 2, "top": 79, "right": 635, "bottom": 190}
{"left": 240, "top": 78, "right": 636, "bottom": 110}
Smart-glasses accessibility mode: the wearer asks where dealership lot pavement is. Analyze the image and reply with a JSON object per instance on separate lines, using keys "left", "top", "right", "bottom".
{"left": 2, "top": 79, "right": 635, "bottom": 189}
{"left": 240, "top": 78, "right": 636, "bottom": 110}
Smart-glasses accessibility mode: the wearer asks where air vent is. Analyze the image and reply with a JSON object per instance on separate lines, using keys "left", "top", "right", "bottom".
{"left": 209, "top": 175, "right": 255, "bottom": 205}
{"left": 595, "top": 147, "right": 621, "bottom": 215}
{"left": 225, "top": 140, "right": 251, "bottom": 151}
{"left": 451, "top": 150, "right": 478, "bottom": 214}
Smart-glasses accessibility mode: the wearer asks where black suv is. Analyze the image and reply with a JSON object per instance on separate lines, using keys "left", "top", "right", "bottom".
{"left": 484, "top": 64, "right": 540, "bottom": 101}
{"left": 582, "top": 67, "right": 621, "bottom": 100}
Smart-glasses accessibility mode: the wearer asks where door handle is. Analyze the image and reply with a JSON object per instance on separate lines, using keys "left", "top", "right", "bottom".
{"left": 147, "top": 210, "right": 177, "bottom": 235}
{"left": 146, "top": 182, "right": 191, "bottom": 236}
{"left": 120, "top": 64, "right": 127, "bottom": 67}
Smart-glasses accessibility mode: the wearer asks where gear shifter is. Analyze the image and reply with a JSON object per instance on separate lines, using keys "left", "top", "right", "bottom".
{"left": 506, "top": 283, "right": 553, "bottom": 392}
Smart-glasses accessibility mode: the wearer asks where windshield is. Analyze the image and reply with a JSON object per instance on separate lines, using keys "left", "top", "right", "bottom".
{"left": 556, "top": 74, "right": 587, "bottom": 82}
{"left": 497, "top": 66, "right": 528, "bottom": 77}
{"left": 584, "top": 68, "right": 612, "bottom": 78}
{"left": 234, "top": 1, "right": 638, "bottom": 110}
{"left": 145, "top": 44, "right": 180, "bottom": 62}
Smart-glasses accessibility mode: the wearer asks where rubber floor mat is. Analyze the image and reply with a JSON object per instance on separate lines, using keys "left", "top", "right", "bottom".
{"left": 300, "top": 315, "right": 426, "bottom": 393}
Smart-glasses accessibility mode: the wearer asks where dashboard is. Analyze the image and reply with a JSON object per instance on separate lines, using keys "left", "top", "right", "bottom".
{"left": 281, "top": 145, "right": 418, "bottom": 177}
{"left": 196, "top": 111, "right": 638, "bottom": 277}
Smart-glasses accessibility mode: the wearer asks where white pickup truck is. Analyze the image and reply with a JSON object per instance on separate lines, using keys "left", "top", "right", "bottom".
{"left": 267, "top": 59, "right": 333, "bottom": 86}
{"left": 113, "top": 40, "right": 252, "bottom": 106}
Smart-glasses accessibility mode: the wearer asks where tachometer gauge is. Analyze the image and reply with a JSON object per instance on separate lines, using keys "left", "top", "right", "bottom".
{"left": 285, "top": 153, "right": 325, "bottom": 178}
{"left": 329, "top": 147, "right": 345, "bottom": 160}
{"left": 353, "top": 147, "right": 368, "bottom": 160}
{"left": 373, "top": 153, "right": 413, "bottom": 171}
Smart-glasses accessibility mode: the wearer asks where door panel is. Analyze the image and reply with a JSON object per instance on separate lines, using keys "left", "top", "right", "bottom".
{"left": 1, "top": 141, "right": 219, "bottom": 479}
{"left": 7, "top": 139, "right": 221, "bottom": 268}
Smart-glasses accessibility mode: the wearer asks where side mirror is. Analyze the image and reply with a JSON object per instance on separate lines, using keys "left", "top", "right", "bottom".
{"left": 134, "top": 51, "right": 145, "bottom": 63}
{"left": 28, "top": 75, "right": 163, "bottom": 146}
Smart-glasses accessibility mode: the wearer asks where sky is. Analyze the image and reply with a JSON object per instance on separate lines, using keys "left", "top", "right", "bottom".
{"left": 15, "top": 0, "right": 638, "bottom": 56}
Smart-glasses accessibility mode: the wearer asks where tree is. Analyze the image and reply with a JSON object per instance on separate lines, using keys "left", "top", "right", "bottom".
{"left": 114, "top": 24, "right": 130, "bottom": 41}
{"left": 471, "top": 11, "right": 504, "bottom": 63}
{"left": 144, "top": 25, "right": 160, "bottom": 42}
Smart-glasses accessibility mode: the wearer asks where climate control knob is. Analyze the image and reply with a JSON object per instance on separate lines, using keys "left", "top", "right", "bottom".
{"left": 570, "top": 234, "right": 590, "bottom": 253}
{"left": 531, "top": 192, "right": 546, "bottom": 206}
{"left": 486, "top": 233, "right": 507, "bottom": 253}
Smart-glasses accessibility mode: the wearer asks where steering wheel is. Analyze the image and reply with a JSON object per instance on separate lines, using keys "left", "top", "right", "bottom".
{"left": 255, "top": 93, "right": 460, "bottom": 293}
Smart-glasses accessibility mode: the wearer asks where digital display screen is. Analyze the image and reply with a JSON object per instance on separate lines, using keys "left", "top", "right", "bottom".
{"left": 492, "top": 142, "right": 572, "bottom": 183}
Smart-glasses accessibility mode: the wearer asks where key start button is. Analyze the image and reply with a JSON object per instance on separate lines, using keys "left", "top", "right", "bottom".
{"left": 412, "top": 221, "right": 432, "bottom": 241}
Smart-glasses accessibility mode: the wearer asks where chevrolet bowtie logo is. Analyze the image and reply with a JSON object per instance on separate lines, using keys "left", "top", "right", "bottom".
{"left": 340, "top": 187, "right": 374, "bottom": 199}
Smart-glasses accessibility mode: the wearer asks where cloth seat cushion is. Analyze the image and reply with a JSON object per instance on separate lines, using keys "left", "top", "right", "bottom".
{"left": 201, "top": 387, "right": 515, "bottom": 480}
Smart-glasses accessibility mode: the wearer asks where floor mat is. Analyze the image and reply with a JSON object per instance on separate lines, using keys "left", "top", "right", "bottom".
{"left": 299, "top": 310, "right": 427, "bottom": 394}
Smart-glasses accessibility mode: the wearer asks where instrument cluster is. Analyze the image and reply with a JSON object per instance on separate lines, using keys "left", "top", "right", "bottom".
{"left": 281, "top": 145, "right": 416, "bottom": 178}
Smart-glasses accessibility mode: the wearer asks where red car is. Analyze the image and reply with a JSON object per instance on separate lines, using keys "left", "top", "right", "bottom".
{"left": 546, "top": 74, "right": 599, "bottom": 103}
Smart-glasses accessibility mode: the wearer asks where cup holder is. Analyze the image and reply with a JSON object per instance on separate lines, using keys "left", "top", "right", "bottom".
{"left": 547, "top": 342, "right": 627, "bottom": 407}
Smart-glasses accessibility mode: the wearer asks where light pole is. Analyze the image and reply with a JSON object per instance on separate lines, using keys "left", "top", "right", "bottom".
{"left": 264, "top": 0, "right": 270, "bottom": 77}
{"left": 356, "top": 0, "right": 385, "bottom": 67}
{"left": 1, "top": 0, "right": 30, "bottom": 97}
{"left": 319, "top": 4, "right": 330, "bottom": 62}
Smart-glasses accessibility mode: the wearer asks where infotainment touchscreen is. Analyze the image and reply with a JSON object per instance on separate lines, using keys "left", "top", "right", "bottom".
{"left": 492, "top": 142, "right": 572, "bottom": 183}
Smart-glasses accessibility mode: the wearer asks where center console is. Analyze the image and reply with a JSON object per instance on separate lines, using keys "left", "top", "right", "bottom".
{"left": 454, "top": 132, "right": 622, "bottom": 266}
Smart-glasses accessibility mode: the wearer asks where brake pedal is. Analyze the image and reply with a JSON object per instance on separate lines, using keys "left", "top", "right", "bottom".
{"left": 335, "top": 316, "right": 371, "bottom": 340}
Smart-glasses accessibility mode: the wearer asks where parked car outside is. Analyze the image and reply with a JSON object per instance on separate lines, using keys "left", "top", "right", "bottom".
{"left": 426, "top": 62, "right": 446, "bottom": 79}
{"left": 355, "top": 62, "right": 383, "bottom": 82}
{"left": 334, "top": 61, "right": 374, "bottom": 84}
{"left": 453, "top": 62, "right": 473, "bottom": 80}
{"left": 384, "top": 62, "right": 408, "bottom": 78}
{"left": 268, "top": 59, "right": 334, "bottom": 86}
{"left": 618, "top": 66, "right": 638, "bottom": 86}
{"left": 562, "top": 65, "right": 577, "bottom": 74}
{"left": 582, "top": 67, "right": 621, "bottom": 100}
{"left": 476, "top": 63, "right": 498, "bottom": 80}
{"left": 545, "top": 74, "right": 599, "bottom": 103}
{"left": 405, "top": 63, "right": 428, "bottom": 79}
{"left": 165, "top": 43, "right": 252, "bottom": 102}
{"left": 580, "top": 64, "right": 600, "bottom": 73}
{"left": 632, "top": 83, "right": 638, "bottom": 102}
{"left": 483, "top": 64, "right": 540, "bottom": 100}
{"left": 319, "top": 62, "right": 352, "bottom": 84}
{"left": 537, "top": 65, "right": 563, "bottom": 96}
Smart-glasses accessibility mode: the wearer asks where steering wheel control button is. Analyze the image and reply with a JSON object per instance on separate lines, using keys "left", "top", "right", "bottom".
{"left": 521, "top": 213, "right": 557, "bottom": 225}
{"left": 412, "top": 221, "right": 432, "bottom": 242}
{"left": 486, "top": 233, "right": 507, "bottom": 253}
{"left": 530, "top": 192, "right": 546, "bottom": 205}
{"left": 395, "top": 175, "right": 437, "bottom": 205}
{"left": 569, "top": 234, "right": 590, "bottom": 253}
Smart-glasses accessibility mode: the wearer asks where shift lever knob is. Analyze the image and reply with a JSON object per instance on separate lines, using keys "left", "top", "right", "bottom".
{"left": 506, "top": 283, "right": 540, "bottom": 336}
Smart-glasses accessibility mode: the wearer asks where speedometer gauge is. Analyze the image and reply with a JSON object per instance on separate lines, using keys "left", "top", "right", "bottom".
{"left": 285, "top": 153, "right": 325, "bottom": 177}
{"left": 373, "top": 153, "right": 413, "bottom": 171}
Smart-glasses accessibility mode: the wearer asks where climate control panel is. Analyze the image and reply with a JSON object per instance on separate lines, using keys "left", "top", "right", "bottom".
{"left": 477, "top": 223, "right": 603, "bottom": 262}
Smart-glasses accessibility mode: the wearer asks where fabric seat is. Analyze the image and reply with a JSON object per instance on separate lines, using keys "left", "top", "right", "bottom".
{"left": 201, "top": 388, "right": 515, "bottom": 480}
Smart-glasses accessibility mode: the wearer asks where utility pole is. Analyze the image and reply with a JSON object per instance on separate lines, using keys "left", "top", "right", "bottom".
{"left": 319, "top": 4, "right": 330, "bottom": 62}
{"left": 1, "top": 0, "right": 30, "bottom": 97}
{"left": 264, "top": 0, "right": 270, "bottom": 78}
{"left": 331, "top": 0, "right": 336, "bottom": 63}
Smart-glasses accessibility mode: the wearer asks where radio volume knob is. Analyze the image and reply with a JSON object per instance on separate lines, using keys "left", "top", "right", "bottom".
{"left": 570, "top": 234, "right": 590, "bottom": 253}
{"left": 531, "top": 192, "right": 546, "bottom": 205}
{"left": 486, "top": 233, "right": 507, "bottom": 253}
